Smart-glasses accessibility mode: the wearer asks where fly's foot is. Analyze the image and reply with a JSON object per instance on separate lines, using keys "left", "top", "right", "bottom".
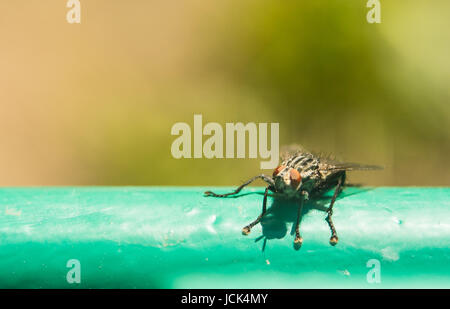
{"left": 242, "top": 226, "right": 251, "bottom": 235}
{"left": 329, "top": 235, "right": 338, "bottom": 246}
{"left": 294, "top": 236, "right": 303, "bottom": 250}
{"left": 301, "top": 191, "right": 309, "bottom": 200}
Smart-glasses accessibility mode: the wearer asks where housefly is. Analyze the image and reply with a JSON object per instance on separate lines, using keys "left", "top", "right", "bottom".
{"left": 204, "top": 145, "right": 382, "bottom": 248}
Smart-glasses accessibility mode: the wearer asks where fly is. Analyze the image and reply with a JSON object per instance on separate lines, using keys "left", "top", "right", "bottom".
{"left": 204, "top": 145, "right": 382, "bottom": 248}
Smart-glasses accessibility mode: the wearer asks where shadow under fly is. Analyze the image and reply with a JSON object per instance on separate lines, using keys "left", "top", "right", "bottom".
{"left": 253, "top": 195, "right": 334, "bottom": 251}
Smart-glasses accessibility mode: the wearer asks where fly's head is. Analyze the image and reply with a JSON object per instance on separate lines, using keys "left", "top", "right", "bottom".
{"left": 272, "top": 165, "right": 302, "bottom": 197}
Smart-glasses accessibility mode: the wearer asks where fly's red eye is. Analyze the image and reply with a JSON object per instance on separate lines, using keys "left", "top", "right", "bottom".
{"left": 273, "top": 165, "right": 286, "bottom": 177}
{"left": 290, "top": 169, "right": 302, "bottom": 187}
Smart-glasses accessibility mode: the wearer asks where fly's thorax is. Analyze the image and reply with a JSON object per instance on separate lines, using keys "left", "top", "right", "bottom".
{"left": 318, "top": 162, "right": 334, "bottom": 179}
{"left": 271, "top": 152, "right": 324, "bottom": 195}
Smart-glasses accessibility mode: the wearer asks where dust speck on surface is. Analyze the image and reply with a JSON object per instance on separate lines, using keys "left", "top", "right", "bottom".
{"left": 392, "top": 216, "right": 403, "bottom": 225}
{"left": 185, "top": 208, "right": 199, "bottom": 216}
{"left": 206, "top": 215, "right": 217, "bottom": 234}
{"left": 5, "top": 207, "right": 22, "bottom": 216}
{"left": 381, "top": 247, "right": 400, "bottom": 261}
{"left": 338, "top": 269, "right": 350, "bottom": 276}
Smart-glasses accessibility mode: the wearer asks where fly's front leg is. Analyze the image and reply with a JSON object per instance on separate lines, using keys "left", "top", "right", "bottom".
{"left": 293, "top": 196, "right": 305, "bottom": 250}
{"left": 326, "top": 175, "right": 344, "bottom": 246}
{"left": 204, "top": 175, "right": 274, "bottom": 198}
{"left": 242, "top": 187, "right": 269, "bottom": 235}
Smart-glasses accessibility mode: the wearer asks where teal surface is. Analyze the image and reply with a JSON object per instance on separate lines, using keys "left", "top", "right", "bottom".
{"left": 0, "top": 187, "right": 449, "bottom": 288}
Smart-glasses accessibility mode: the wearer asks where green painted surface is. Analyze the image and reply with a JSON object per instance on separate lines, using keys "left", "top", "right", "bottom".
{"left": 0, "top": 187, "right": 449, "bottom": 288}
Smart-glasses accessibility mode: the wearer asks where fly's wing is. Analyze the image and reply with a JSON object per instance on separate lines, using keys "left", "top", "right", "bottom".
{"left": 317, "top": 153, "right": 383, "bottom": 172}
{"left": 281, "top": 145, "right": 383, "bottom": 171}
{"left": 326, "top": 162, "right": 383, "bottom": 172}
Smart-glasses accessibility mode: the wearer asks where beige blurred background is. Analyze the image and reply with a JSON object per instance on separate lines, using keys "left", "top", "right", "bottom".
{"left": 0, "top": 0, "right": 449, "bottom": 186}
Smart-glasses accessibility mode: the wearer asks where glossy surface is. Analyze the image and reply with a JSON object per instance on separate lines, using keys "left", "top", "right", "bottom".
{"left": 0, "top": 187, "right": 449, "bottom": 288}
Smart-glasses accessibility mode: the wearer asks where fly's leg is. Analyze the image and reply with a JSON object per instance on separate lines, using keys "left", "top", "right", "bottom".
{"left": 326, "top": 175, "right": 344, "bottom": 246}
{"left": 242, "top": 187, "right": 269, "bottom": 235}
{"left": 293, "top": 197, "right": 304, "bottom": 250}
{"left": 204, "top": 175, "right": 274, "bottom": 198}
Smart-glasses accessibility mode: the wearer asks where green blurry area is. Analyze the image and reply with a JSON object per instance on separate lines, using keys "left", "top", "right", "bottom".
{"left": 0, "top": 1, "right": 449, "bottom": 186}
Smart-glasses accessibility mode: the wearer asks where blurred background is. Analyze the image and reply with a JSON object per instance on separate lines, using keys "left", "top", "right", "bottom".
{"left": 0, "top": 0, "right": 449, "bottom": 186}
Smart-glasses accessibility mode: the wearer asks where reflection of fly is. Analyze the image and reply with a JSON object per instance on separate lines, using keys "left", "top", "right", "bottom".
{"left": 205, "top": 146, "right": 382, "bottom": 248}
